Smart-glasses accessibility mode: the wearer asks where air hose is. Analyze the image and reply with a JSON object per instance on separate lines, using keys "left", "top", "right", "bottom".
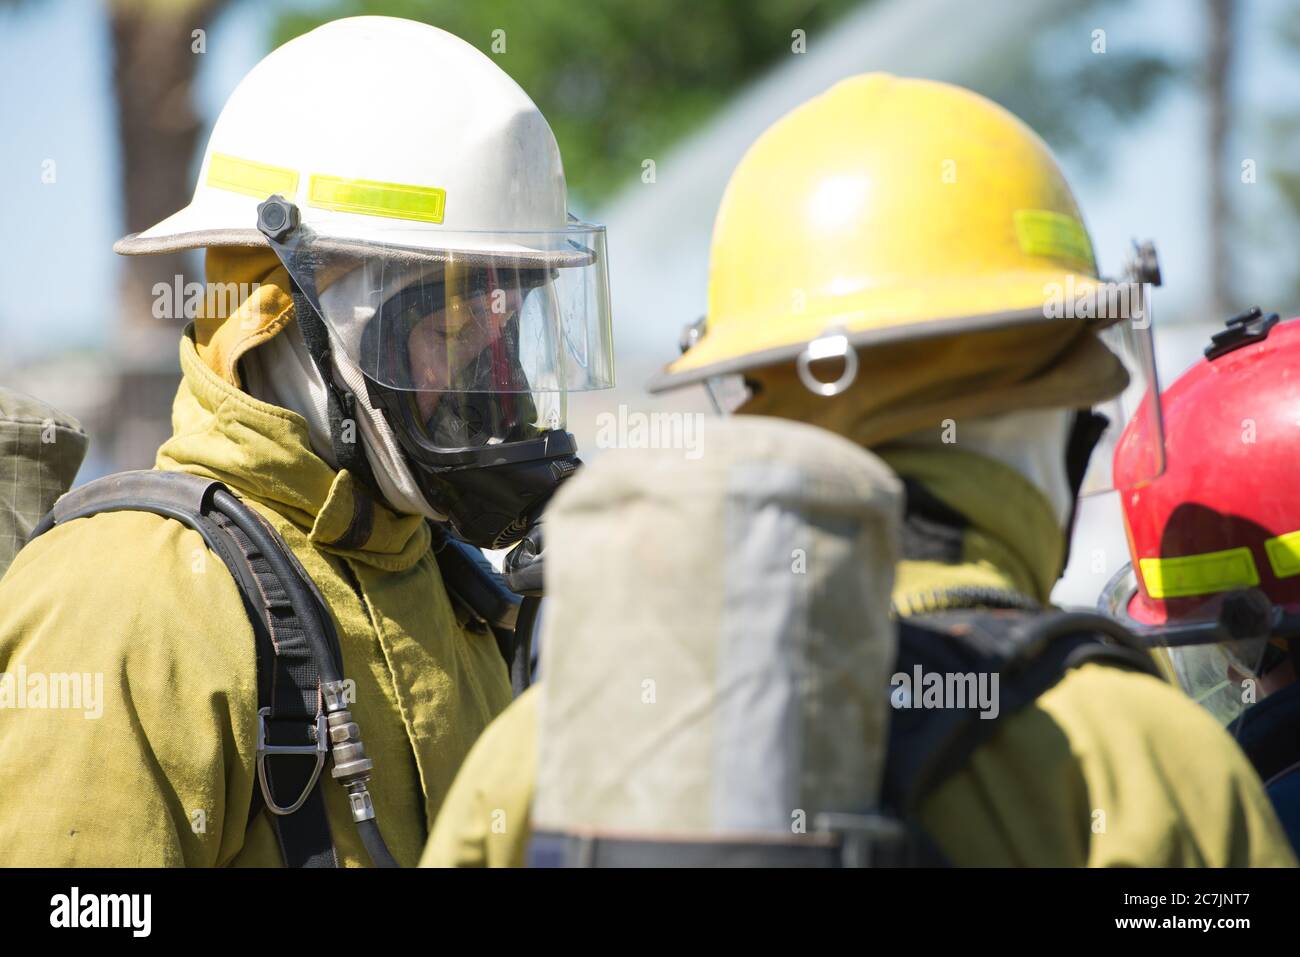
{"left": 358, "top": 818, "right": 400, "bottom": 869}
{"left": 511, "top": 596, "right": 542, "bottom": 696}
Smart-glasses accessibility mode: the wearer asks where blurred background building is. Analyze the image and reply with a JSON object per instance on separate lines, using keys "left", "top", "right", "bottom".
{"left": 1, "top": 0, "right": 1299, "bottom": 604}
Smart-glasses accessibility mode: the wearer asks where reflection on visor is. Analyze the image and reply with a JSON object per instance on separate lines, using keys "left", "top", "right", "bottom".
{"left": 272, "top": 219, "right": 615, "bottom": 400}
{"left": 368, "top": 264, "right": 551, "bottom": 393}
{"left": 256, "top": 212, "right": 614, "bottom": 457}
{"left": 1106, "top": 577, "right": 1295, "bottom": 729}
{"left": 1163, "top": 643, "right": 1258, "bottom": 725}
{"left": 361, "top": 267, "right": 563, "bottom": 448}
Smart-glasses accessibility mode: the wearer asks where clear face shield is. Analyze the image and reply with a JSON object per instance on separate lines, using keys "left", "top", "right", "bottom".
{"left": 1162, "top": 639, "right": 1279, "bottom": 726}
{"left": 356, "top": 260, "right": 570, "bottom": 453}
{"left": 1099, "top": 567, "right": 1296, "bottom": 728}
{"left": 1079, "top": 245, "right": 1165, "bottom": 495}
{"left": 255, "top": 197, "right": 615, "bottom": 547}
{"left": 258, "top": 205, "right": 614, "bottom": 456}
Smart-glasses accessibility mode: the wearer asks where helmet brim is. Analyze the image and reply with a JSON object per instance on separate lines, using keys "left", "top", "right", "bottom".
{"left": 115, "top": 198, "right": 596, "bottom": 268}
{"left": 648, "top": 299, "right": 1125, "bottom": 394}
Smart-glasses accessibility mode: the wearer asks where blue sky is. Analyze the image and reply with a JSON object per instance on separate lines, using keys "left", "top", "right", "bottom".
{"left": 0, "top": 0, "right": 316, "bottom": 357}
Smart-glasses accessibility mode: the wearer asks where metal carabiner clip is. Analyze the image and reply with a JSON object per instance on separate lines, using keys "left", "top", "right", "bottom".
{"left": 255, "top": 707, "right": 329, "bottom": 816}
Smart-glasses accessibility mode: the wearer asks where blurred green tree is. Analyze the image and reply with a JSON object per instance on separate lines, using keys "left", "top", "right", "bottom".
{"left": 272, "top": 0, "right": 863, "bottom": 207}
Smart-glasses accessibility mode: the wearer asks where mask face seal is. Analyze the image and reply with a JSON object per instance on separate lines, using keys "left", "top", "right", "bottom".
{"left": 356, "top": 262, "right": 581, "bottom": 548}
{"left": 364, "top": 356, "right": 581, "bottom": 550}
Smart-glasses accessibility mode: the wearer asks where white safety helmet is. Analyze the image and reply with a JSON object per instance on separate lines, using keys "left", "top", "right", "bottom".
{"left": 118, "top": 15, "right": 581, "bottom": 255}
{"left": 118, "top": 16, "right": 615, "bottom": 548}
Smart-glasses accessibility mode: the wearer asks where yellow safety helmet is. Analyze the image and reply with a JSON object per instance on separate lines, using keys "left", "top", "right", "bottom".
{"left": 650, "top": 73, "right": 1125, "bottom": 392}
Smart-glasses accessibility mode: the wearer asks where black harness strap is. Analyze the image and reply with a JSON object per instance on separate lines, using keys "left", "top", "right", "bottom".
{"left": 210, "top": 509, "right": 337, "bottom": 867}
{"left": 883, "top": 608, "right": 1162, "bottom": 814}
{"left": 30, "top": 470, "right": 339, "bottom": 868}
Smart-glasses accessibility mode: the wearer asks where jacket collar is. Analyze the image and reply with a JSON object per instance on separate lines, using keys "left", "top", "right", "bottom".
{"left": 877, "top": 443, "right": 1065, "bottom": 615}
{"left": 156, "top": 327, "right": 429, "bottom": 571}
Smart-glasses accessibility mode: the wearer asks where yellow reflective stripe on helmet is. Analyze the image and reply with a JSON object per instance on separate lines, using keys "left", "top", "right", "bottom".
{"left": 1139, "top": 547, "right": 1260, "bottom": 599}
{"left": 307, "top": 175, "right": 446, "bottom": 224}
{"left": 207, "top": 153, "right": 300, "bottom": 199}
{"left": 1264, "top": 530, "right": 1300, "bottom": 578}
{"left": 1013, "top": 209, "right": 1096, "bottom": 274}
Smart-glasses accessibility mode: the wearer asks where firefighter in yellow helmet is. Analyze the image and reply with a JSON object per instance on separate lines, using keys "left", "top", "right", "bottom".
{"left": 424, "top": 73, "right": 1293, "bottom": 867}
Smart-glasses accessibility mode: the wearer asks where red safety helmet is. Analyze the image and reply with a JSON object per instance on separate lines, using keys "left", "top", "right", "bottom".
{"left": 1104, "top": 308, "right": 1300, "bottom": 722}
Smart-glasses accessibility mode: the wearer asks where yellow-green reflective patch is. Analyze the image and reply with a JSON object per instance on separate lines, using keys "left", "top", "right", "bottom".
{"left": 1139, "top": 547, "right": 1260, "bottom": 599}
{"left": 206, "top": 153, "right": 300, "bottom": 199}
{"left": 308, "top": 175, "right": 446, "bottom": 224}
{"left": 1013, "top": 209, "right": 1096, "bottom": 274}
{"left": 1264, "top": 530, "right": 1300, "bottom": 578}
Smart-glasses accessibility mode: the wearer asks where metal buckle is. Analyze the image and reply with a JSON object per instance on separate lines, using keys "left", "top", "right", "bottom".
{"left": 814, "top": 811, "right": 908, "bottom": 868}
{"left": 256, "top": 707, "right": 328, "bottom": 816}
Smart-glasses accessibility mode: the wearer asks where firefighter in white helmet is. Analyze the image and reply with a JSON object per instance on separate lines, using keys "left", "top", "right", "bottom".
{"left": 0, "top": 16, "right": 613, "bottom": 867}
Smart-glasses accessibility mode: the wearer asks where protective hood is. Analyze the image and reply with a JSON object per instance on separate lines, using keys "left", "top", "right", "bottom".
{"left": 159, "top": 326, "right": 430, "bottom": 567}
{"left": 874, "top": 439, "right": 1068, "bottom": 611}
{"left": 732, "top": 325, "right": 1094, "bottom": 607}
{"left": 201, "top": 249, "right": 443, "bottom": 519}
{"left": 193, "top": 248, "right": 295, "bottom": 387}
{"left": 736, "top": 319, "right": 1126, "bottom": 452}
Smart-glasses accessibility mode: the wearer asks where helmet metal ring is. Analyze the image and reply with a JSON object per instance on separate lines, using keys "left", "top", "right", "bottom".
{"left": 796, "top": 329, "right": 858, "bottom": 397}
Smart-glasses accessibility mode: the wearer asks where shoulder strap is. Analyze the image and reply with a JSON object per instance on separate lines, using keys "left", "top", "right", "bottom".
{"left": 30, "top": 470, "right": 340, "bottom": 868}
{"left": 883, "top": 608, "right": 1161, "bottom": 815}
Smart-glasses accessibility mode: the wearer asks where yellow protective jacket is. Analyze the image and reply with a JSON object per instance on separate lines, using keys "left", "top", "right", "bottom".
{"left": 422, "top": 444, "right": 1296, "bottom": 868}
{"left": 0, "top": 329, "right": 512, "bottom": 866}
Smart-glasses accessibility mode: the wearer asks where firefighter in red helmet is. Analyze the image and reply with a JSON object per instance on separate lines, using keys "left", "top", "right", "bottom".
{"left": 1104, "top": 307, "right": 1300, "bottom": 851}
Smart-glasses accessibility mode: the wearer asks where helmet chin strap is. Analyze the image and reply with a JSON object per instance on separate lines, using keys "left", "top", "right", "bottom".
{"left": 330, "top": 350, "right": 447, "bottom": 522}
{"left": 287, "top": 281, "right": 383, "bottom": 502}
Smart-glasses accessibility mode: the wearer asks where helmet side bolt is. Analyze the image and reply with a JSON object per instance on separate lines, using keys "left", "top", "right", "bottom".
{"left": 1129, "top": 239, "right": 1162, "bottom": 286}
{"left": 257, "top": 195, "right": 298, "bottom": 241}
